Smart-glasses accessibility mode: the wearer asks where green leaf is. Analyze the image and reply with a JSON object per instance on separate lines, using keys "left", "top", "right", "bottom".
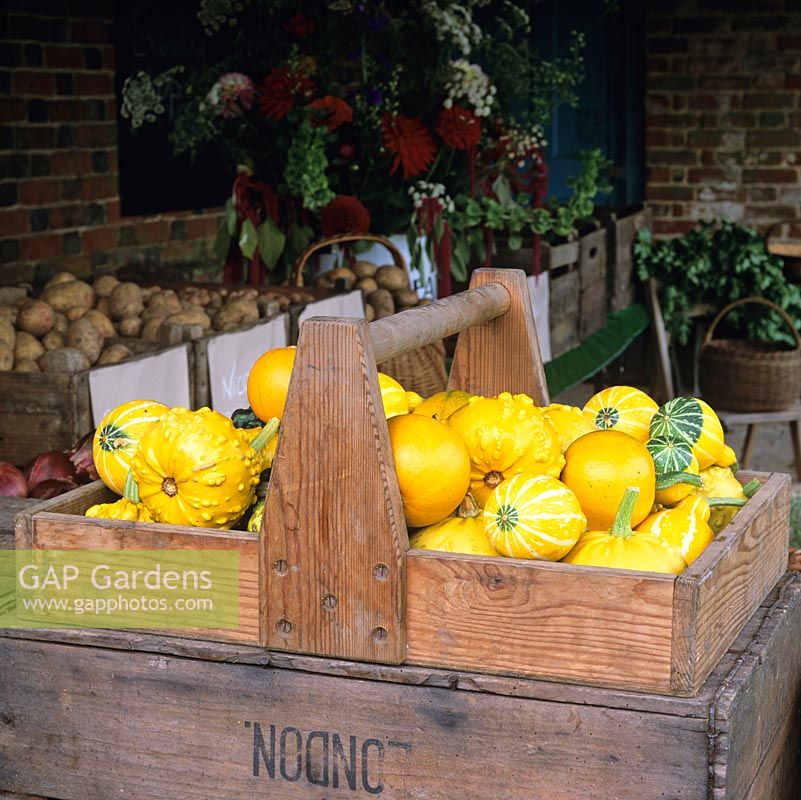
{"left": 433, "top": 215, "right": 444, "bottom": 243}
{"left": 257, "top": 218, "right": 286, "bottom": 272}
{"left": 507, "top": 234, "right": 523, "bottom": 251}
{"left": 224, "top": 196, "right": 237, "bottom": 236}
{"left": 238, "top": 218, "right": 258, "bottom": 260}
{"left": 213, "top": 222, "right": 231, "bottom": 264}
{"left": 492, "top": 175, "right": 513, "bottom": 207}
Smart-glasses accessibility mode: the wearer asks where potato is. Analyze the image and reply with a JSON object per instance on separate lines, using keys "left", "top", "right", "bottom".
{"left": 118, "top": 316, "right": 143, "bottom": 338}
{"left": 227, "top": 287, "right": 259, "bottom": 302}
{"left": 0, "top": 305, "right": 17, "bottom": 326}
{"left": 366, "top": 289, "right": 395, "bottom": 319}
{"left": 83, "top": 309, "right": 116, "bottom": 339}
{"left": 141, "top": 306, "right": 172, "bottom": 325}
{"left": 261, "top": 291, "right": 290, "bottom": 311}
{"left": 355, "top": 277, "right": 378, "bottom": 296}
{"left": 97, "top": 344, "right": 132, "bottom": 365}
{"left": 146, "top": 290, "right": 182, "bottom": 315}
{"left": 66, "top": 317, "right": 103, "bottom": 364}
{"left": 94, "top": 297, "right": 111, "bottom": 316}
{"left": 179, "top": 287, "right": 211, "bottom": 307}
{"left": 39, "top": 348, "right": 89, "bottom": 373}
{"left": 164, "top": 309, "right": 211, "bottom": 329}
{"left": 0, "top": 287, "right": 27, "bottom": 306}
{"left": 364, "top": 303, "right": 376, "bottom": 322}
{"left": 393, "top": 288, "right": 420, "bottom": 308}
{"left": 42, "top": 280, "right": 95, "bottom": 313}
{"left": 314, "top": 273, "right": 334, "bottom": 290}
{"left": 353, "top": 260, "right": 378, "bottom": 279}
{"left": 140, "top": 285, "right": 160, "bottom": 302}
{"left": 375, "top": 265, "right": 409, "bottom": 291}
{"left": 108, "top": 282, "right": 144, "bottom": 321}
{"left": 43, "top": 272, "right": 76, "bottom": 291}
{"left": 52, "top": 312, "right": 68, "bottom": 335}
{"left": 212, "top": 298, "right": 259, "bottom": 332}
{"left": 327, "top": 267, "right": 357, "bottom": 290}
{"left": 289, "top": 291, "right": 315, "bottom": 304}
{"left": 14, "top": 331, "right": 44, "bottom": 363}
{"left": 141, "top": 318, "right": 165, "bottom": 343}
{"left": 42, "top": 331, "right": 65, "bottom": 351}
{"left": 0, "top": 318, "right": 15, "bottom": 349}
{"left": 14, "top": 358, "right": 41, "bottom": 373}
{"left": 93, "top": 274, "right": 119, "bottom": 298}
{"left": 15, "top": 299, "right": 53, "bottom": 337}
{"left": 0, "top": 342, "right": 12, "bottom": 371}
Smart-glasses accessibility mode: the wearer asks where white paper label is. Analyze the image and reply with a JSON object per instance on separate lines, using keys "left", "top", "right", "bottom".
{"left": 297, "top": 290, "right": 365, "bottom": 326}
{"left": 527, "top": 273, "right": 552, "bottom": 364}
{"left": 206, "top": 315, "right": 289, "bottom": 417}
{"left": 89, "top": 344, "right": 192, "bottom": 425}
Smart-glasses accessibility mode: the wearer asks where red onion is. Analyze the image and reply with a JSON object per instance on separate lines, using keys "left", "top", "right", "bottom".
{"left": 25, "top": 450, "right": 77, "bottom": 493}
{"left": 29, "top": 478, "right": 78, "bottom": 500}
{"left": 0, "top": 462, "right": 29, "bottom": 498}
{"left": 67, "top": 430, "right": 99, "bottom": 483}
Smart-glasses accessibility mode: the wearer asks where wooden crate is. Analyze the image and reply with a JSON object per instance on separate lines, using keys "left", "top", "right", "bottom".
{"left": 578, "top": 227, "right": 608, "bottom": 339}
{"left": 596, "top": 204, "right": 652, "bottom": 313}
{"left": 1, "top": 573, "right": 799, "bottom": 799}
{"left": 544, "top": 240, "right": 581, "bottom": 357}
{"left": 13, "top": 269, "right": 791, "bottom": 697}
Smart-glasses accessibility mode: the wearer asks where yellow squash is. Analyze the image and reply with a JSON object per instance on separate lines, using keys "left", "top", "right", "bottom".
{"left": 378, "top": 373, "right": 410, "bottom": 418}
{"left": 413, "top": 390, "right": 472, "bottom": 421}
{"left": 635, "top": 495, "right": 714, "bottom": 565}
{"left": 562, "top": 487, "right": 687, "bottom": 574}
{"left": 483, "top": 474, "right": 586, "bottom": 560}
{"left": 540, "top": 403, "right": 595, "bottom": 453}
{"left": 648, "top": 396, "right": 726, "bottom": 470}
{"left": 409, "top": 494, "right": 499, "bottom": 556}
{"left": 693, "top": 466, "right": 754, "bottom": 533}
{"left": 447, "top": 393, "right": 564, "bottom": 506}
{"left": 130, "top": 407, "right": 278, "bottom": 529}
{"left": 582, "top": 385, "right": 658, "bottom": 443}
{"left": 85, "top": 497, "right": 153, "bottom": 522}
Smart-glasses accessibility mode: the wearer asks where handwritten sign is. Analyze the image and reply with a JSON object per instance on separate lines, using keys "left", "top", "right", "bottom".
{"left": 206, "top": 315, "right": 289, "bottom": 417}
{"left": 88, "top": 344, "right": 192, "bottom": 425}
{"left": 527, "top": 273, "right": 552, "bottom": 363}
{"left": 297, "top": 290, "right": 365, "bottom": 327}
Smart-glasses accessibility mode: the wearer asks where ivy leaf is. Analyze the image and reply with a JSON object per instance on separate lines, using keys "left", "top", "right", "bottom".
{"left": 213, "top": 222, "right": 231, "bottom": 264}
{"left": 507, "top": 233, "right": 523, "bottom": 251}
{"left": 257, "top": 218, "right": 286, "bottom": 272}
{"left": 239, "top": 218, "right": 258, "bottom": 260}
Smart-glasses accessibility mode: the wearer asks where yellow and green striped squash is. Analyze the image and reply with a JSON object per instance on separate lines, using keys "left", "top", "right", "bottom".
{"left": 582, "top": 385, "right": 659, "bottom": 443}
{"left": 648, "top": 396, "right": 725, "bottom": 470}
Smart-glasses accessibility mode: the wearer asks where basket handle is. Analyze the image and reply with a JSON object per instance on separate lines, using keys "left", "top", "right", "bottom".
{"left": 701, "top": 296, "right": 801, "bottom": 351}
{"left": 291, "top": 233, "right": 409, "bottom": 287}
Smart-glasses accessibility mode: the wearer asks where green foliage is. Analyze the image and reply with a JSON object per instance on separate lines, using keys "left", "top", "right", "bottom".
{"left": 635, "top": 221, "right": 801, "bottom": 345}
{"left": 283, "top": 115, "right": 335, "bottom": 214}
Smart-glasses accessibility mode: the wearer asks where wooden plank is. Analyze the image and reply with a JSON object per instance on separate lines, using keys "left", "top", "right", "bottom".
{"left": 579, "top": 228, "right": 607, "bottom": 287}
{"left": 263, "top": 317, "right": 407, "bottom": 663}
{"left": 544, "top": 239, "right": 580, "bottom": 270}
{"left": 548, "top": 267, "right": 580, "bottom": 357}
{"left": 449, "top": 268, "right": 549, "bottom": 403}
{"left": 711, "top": 573, "right": 801, "bottom": 799}
{"left": 0, "top": 636, "right": 711, "bottom": 800}
{"left": 672, "top": 471, "right": 790, "bottom": 694}
{"left": 0, "top": 498, "right": 38, "bottom": 550}
{"left": 406, "top": 550, "right": 676, "bottom": 692}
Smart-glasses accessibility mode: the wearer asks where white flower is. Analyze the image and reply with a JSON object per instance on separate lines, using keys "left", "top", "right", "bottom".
{"left": 443, "top": 59, "right": 496, "bottom": 116}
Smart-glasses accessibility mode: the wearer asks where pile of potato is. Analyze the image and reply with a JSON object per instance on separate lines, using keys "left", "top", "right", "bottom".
{"left": 314, "top": 261, "right": 429, "bottom": 321}
{"left": 0, "top": 273, "right": 315, "bottom": 374}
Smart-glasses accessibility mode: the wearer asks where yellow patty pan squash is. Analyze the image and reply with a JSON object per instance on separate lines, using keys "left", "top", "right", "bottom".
{"left": 85, "top": 497, "right": 153, "bottom": 522}
{"left": 409, "top": 494, "right": 499, "bottom": 556}
{"left": 562, "top": 487, "right": 687, "bottom": 574}
{"left": 693, "top": 466, "right": 755, "bottom": 533}
{"left": 540, "top": 403, "right": 595, "bottom": 453}
{"left": 130, "top": 407, "right": 279, "bottom": 529}
{"left": 447, "top": 392, "right": 564, "bottom": 506}
{"left": 635, "top": 495, "right": 714, "bottom": 565}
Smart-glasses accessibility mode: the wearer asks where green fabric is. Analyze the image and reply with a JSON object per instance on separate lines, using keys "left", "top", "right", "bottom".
{"left": 544, "top": 303, "right": 649, "bottom": 397}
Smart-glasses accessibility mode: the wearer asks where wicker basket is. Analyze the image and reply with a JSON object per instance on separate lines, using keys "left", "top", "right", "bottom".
{"left": 291, "top": 233, "right": 447, "bottom": 397}
{"left": 698, "top": 296, "right": 801, "bottom": 413}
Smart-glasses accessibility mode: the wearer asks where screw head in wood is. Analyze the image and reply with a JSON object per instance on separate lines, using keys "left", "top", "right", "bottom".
{"left": 276, "top": 618, "right": 293, "bottom": 636}
{"left": 273, "top": 559, "right": 288, "bottom": 576}
{"left": 373, "top": 563, "right": 389, "bottom": 581}
{"left": 371, "top": 626, "right": 388, "bottom": 644}
{"left": 321, "top": 594, "right": 338, "bottom": 611}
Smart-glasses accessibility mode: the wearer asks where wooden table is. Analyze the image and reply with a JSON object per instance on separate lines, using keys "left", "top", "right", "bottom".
{"left": 1, "top": 571, "right": 799, "bottom": 800}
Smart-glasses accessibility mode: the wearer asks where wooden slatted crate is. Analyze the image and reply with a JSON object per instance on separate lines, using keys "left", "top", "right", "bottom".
{"left": 578, "top": 226, "right": 608, "bottom": 339}
{"left": 544, "top": 240, "right": 581, "bottom": 357}
{"left": 13, "top": 268, "right": 791, "bottom": 697}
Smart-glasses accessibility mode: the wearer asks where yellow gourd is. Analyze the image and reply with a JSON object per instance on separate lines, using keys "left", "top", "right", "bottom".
{"left": 693, "top": 466, "right": 755, "bottom": 533}
{"left": 409, "top": 494, "right": 499, "bottom": 556}
{"left": 405, "top": 391, "right": 423, "bottom": 412}
{"left": 652, "top": 451, "right": 702, "bottom": 507}
{"left": 447, "top": 393, "right": 564, "bottom": 506}
{"left": 378, "top": 373, "right": 410, "bottom": 418}
{"left": 562, "top": 487, "right": 687, "bottom": 574}
{"left": 85, "top": 497, "right": 153, "bottom": 522}
{"left": 246, "top": 498, "right": 266, "bottom": 533}
{"left": 413, "top": 390, "right": 472, "bottom": 421}
{"left": 583, "top": 385, "right": 658, "bottom": 443}
{"left": 540, "top": 403, "right": 595, "bottom": 453}
{"left": 648, "top": 397, "right": 726, "bottom": 470}
{"left": 130, "top": 408, "right": 278, "bottom": 529}
{"left": 483, "top": 474, "right": 586, "bottom": 560}
{"left": 635, "top": 495, "right": 714, "bottom": 565}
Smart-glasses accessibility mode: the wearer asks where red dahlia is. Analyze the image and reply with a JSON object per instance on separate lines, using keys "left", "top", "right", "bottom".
{"left": 436, "top": 105, "right": 481, "bottom": 150}
{"left": 258, "top": 66, "right": 315, "bottom": 122}
{"left": 320, "top": 196, "right": 371, "bottom": 237}
{"left": 381, "top": 113, "right": 437, "bottom": 179}
{"left": 309, "top": 95, "right": 353, "bottom": 131}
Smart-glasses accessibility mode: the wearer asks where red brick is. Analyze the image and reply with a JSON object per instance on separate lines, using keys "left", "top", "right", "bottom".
{"left": 777, "top": 35, "right": 801, "bottom": 50}
{"left": 652, "top": 220, "right": 698, "bottom": 236}
{"left": 18, "top": 179, "right": 60, "bottom": 205}
{"left": 671, "top": 204, "right": 686, "bottom": 218}
{"left": 81, "top": 227, "right": 117, "bottom": 253}
{"left": 75, "top": 124, "right": 116, "bottom": 147}
{"left": 700, "top": 151, "right": 717, "bottom": 166}
{"left": 646, "top": 93, "right": 672, "bottom": 112}
{"left": 688, "top": 95, "right": 719, "bottom": 111}
{"left": 44, "top": 46, "right": 84, "bottom": 70}
{"left": 645, "top": 113, "right": 699, "bottom": 128}
{"left": 688, "top": 131, "right": 726, "bottom": 148}
{"left": 746, "top": 130, "right": 801, "bottom": 148}
{"left": 744, "top": 204, "right": 798, "bottom": 219}
{"left": 81, "top": 174, "right": 118, "bottom": 200}
{"left": 74, "top": 73, "right": 114, "bottom": 96}
{"left": 646, "top": 130, "right": 671, "bottom": 148}
{"left": 647, "top": 57, "right": 670, "bottom": 73}
{"left": 749, "top": 187, "right": 778, "bottom": 202}
{"left": 19, "top": 233, "right": 63, "bottom": 260}
{"left": 646, "top": 185, "right": 694, "bottom": 201}
{"left": 698, "top": 75, "right": 751, "bottom": 91}
{"left": 720, "top": 112, "right": 756, "bottom": 127}
{"left": 742, "top": 168, "right": 799, "bottom": 183}
{"left": 754, "top": 71, "right": 787, "bottom": 89}
{"left": 106, "top": 97, "right": 118, "bottom": 119}
{"left": 70, "top": 20, "right": 110, "bottom": 44}
{"left": 649, "top": 149, "right": 699, "bottom": 166}
{"left": 0, "top": 210, "right": 29, "bottom": 237}
{"left": 647, "top": 167, "right": 673, "bottom": 183}
{"left": 105, "top": 199, "right": 120, "bottom": 223}
{"left": 134, "top": 219, "right": 170, "bottom": 244}
{"left": 688, "top": 168, "right": 728, "bottom": 183}
{"left": 184, "top": 217, "right": 221, "bottom": 239}
{"left": 786, "top": 74, "right": 801, "bottom": 90}
{"left": 102, "top": 47, "right": 115, "bottom": 70}
{"left": 49, "top": 205, "right": 85, "bottom": 230}
{"left": 0, "top": 99, "right": 26, "bottom": 121}
{"left": 50, "top": 151, "right": 93, "bottom": 176}
{"left": 12, "top": 71, "right": 56, "bottom": 96}
{"left": 743, "top": 92, "right": 796, "bottom": 109}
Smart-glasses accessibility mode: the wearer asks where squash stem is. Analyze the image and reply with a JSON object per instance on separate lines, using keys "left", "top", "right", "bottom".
{"left": 655, "top": 470, "right": 703, "bottom": 491}
{"left": 457, "top": 493, "right": 481, "bottom": 519}
{"left": 706, "top": 496, "right": 748, "bottom": 508}
{"left": 610, "top": 487, "right": 639, "bottom": 539}
{"left": 123, "top": 470, "right": 140, "bottom": 504}
{"left": 251, "top": 417, "right": 280, "bottom": 452}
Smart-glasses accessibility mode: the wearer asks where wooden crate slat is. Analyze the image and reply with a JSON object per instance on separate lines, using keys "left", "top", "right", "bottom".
{"left": 406, "top": 551, "right": 675, "bottom": 692}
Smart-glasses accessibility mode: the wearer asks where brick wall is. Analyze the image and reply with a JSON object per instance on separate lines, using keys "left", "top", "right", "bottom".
{"left": 0, "top": 3, "right": 223, "bottom": 286}
{"left": 645, "top": 0, "right": 801, "bottom": 236}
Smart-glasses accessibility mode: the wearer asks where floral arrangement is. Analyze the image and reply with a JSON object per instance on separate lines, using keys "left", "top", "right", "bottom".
{"left": 122, "top": 0, "right": 608, "bottom": 290}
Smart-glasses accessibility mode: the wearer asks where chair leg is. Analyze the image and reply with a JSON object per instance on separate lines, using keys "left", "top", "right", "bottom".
{"left": 790, "top": 420, "right": 801, "bottom": 483}
{"left": 741, "top": 424, "right": 756, "bottom": 469}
